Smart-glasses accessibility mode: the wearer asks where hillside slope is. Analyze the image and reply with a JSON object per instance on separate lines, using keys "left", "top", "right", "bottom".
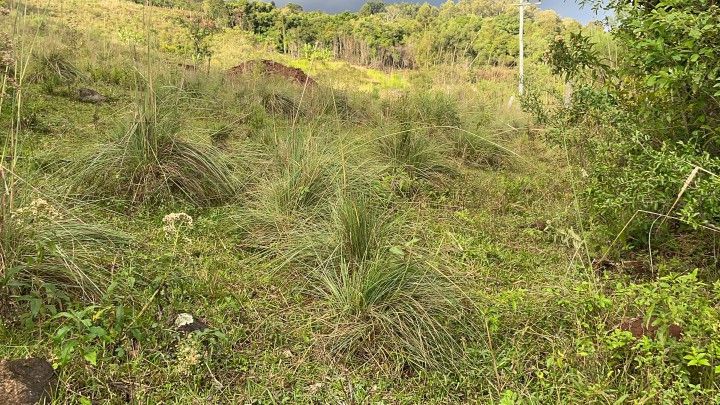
{"left": 4, "top": 0, "right": 711, "bottom": 403}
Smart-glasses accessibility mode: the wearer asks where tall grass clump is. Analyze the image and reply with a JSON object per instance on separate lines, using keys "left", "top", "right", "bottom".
{"left": 384, "top": 91, "right": 461, "bottom": 130}
{"left": 233, "top": 133, "right": 338, "bottom": 257}
{"left": 30, "top": 50, "right": 83, "bottom": 95}
{"left": 73, "top": 90, "right": 238, "bottom": 205}
{"left": 1, "top": 19, "right": 127, "bottom": 300}
{"left": 307, "top": 194, "right": 473, "bottom": 371}
{"left": 265, "top": 133, "right": 338, "bottom": 214}
{"left": 378, "top": 130, "right": 454, "bottom": 180}
{"left": 333, "top": 194, "right": 390, "bottom": 264}
{"left": 451, "top": 128, "right": 512, "bottom": 169}
{"left": 0, "top": 198, "right": 129, "bottom": 300}
{"left": 315, "top": 256, "right": 469, "bottom": 371}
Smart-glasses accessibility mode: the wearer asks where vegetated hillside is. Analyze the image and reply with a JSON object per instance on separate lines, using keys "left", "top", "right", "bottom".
{"left": 1, "top": 0, "right": 720, "bottom": 403}
{"left": 122, "top": 0, "right": 586, "bottom": 69}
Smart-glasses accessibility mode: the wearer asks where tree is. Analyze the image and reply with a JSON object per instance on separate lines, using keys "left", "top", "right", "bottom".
{"left": 203, "top": 0, "right": 230, "bottom": 27}
{"left": 285, "top": 3, "right": 303, "bottom": 13}
{"left": 178, "top": 16, "right": 218, "bottom": 68}
{"left": 359, "top": 1, "right": 386, "bottom": 16}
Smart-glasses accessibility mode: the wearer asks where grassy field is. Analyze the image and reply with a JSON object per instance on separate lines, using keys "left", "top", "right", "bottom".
{"left": 2, "top": 1, "right": 716, "bottom": 403}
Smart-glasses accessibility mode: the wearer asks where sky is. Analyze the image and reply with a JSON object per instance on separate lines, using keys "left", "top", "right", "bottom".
{"left": 272, "top": 1, "right": 608, "bottom": 24}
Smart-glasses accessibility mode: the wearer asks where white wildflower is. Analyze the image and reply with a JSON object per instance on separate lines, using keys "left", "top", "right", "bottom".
{"left": 12, "top": 198, "right": 62, "bottom": 223}
{"left": 162, "top": 212, "right": 193, "bottom": 234}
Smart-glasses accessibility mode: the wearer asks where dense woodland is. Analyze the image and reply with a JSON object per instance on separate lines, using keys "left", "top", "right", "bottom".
{"left": 2, "top": 0, "right": 720, "bottom": 403}
{"left": 137, "top": 0, "right": 596, "bottom": 68}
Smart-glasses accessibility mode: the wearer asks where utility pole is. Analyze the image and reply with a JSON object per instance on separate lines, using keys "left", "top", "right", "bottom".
{"left": 517, "top": 1, "right": 540, "bottom": 95}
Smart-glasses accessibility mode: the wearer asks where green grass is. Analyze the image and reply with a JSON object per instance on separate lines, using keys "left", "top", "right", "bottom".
{"left": 314, "top": 257, "right": 470, "bottom": 371}
{"left": 2, "top": 1, "right": 719, "bottom": 403}
{"left": 0, "top": 198, "right": 129, "bottom": 300}
{"left": 334, "top": 195, "right": 383, "bottom": 264}
{"left": 72, "top": 90, "right": 239, "bottom": 205}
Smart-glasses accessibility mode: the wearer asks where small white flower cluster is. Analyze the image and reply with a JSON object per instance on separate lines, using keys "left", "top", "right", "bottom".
{"left": 12, "top": 198, "right": 61, "bottom": 223}
{"left": 174, "top": 313, "right": 195, "bottom": 328}
{"left": 162, "top": 212, "right": 193, "bottom": 234}
{"left": 175, "top": 338, "right": 201, "bottom": 376}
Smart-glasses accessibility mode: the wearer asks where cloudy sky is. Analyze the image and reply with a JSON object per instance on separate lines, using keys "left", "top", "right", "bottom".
{"left": 272, "top": 1, "right": 608, "bottom": 24}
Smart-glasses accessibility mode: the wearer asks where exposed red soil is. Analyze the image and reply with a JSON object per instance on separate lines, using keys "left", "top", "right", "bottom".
{"left": 228, "top": 60, "right": 317, "bottom": 87}
{"left": 618, "top": 317, "right": 683, "bottom": 340}
{"left": 0, "top": 358, "right": 56, "bottom": 404}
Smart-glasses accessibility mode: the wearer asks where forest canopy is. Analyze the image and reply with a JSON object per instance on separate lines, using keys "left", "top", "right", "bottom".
{"left": 135, "top": 0, "right": 590, "bottom": 69}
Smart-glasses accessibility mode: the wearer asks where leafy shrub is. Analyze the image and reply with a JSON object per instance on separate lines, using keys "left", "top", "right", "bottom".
{"left": 596, "top": 271, "right": 720, "bottom": 400}
{"left": 534, "top": 1, "right": 720, "bottom": 256}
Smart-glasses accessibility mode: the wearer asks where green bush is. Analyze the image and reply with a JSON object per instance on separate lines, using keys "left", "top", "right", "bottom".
{"left": 535, "top": 0, "right": 720, "bottom": 256}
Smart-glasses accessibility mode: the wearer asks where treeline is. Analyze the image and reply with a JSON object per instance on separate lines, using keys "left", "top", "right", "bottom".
{"left": 135, "top": 0, "right": 588, "bottom": 69}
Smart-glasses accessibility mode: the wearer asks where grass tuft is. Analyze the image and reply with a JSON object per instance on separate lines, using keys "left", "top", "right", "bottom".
{"left": 0, "top": 198, "right": 129, "bottom": 300}
{"left": 335, "top": 195, "right": 383, "bottom": 264}
{"left": 315, "top": 257, "right": 468, "bottom": 371}
{"left": 378, "top": 131, "right": 453, "bottom": 179}
{"left": 72, "top": 90, "right": 238, "bottom": 205}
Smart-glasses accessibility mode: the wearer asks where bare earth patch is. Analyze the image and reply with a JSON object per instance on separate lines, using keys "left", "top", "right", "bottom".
{"left": 228, "top": 60, "right": 317, "bottom": 87}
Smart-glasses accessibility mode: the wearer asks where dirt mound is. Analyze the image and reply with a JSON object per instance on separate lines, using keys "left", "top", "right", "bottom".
{"left": 0, "top": 358, "right": 56, "bottom": 404}
{"left": 228, "top": 60, "right": 317, "bottom": 87}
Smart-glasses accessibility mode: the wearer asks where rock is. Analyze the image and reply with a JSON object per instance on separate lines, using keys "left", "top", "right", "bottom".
{"left": 77, "top": 88, "right": 107, "bottom": 104}
{"left": 174, "top": 313, "right": 208, "bottom": 333}
{"left": 0, "top": 358, "right": 56, "bottom": 405}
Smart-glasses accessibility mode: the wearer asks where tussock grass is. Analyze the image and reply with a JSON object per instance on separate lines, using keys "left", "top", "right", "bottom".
{"left": 233, "top": 133, "right": 339, "bottom": 260}
{"left": 451, "top": 128, "right": 511, "bottom": 169}
{"left": 384, "top": 91, "right": 461, "bottom": 131}
{"left": 30, "top": 50, "right": 84, "bottom": 95}
{"left": 378, "top": 130, "right": 454, "bottom": 180}
{"left": 335, "top": 195, "right": 382, "bottom": 264}
{"left": 315, "top": 256, "right": 468, "bottom": 370}
{"left": 261, "top": 91, "right": 298, "bottom": 118}
{"left": 72, "top": 90, "right": 238, "bottom": 205}
{"left": 0, "top": 198, "right": 129, "bottom": 299}
{"left": 267, "top": 133, "right": 339, "bottom": 214}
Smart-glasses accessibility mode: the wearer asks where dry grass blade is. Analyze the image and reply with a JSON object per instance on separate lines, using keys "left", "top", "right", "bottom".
{"left": 660, "top": 166, "right": 700, "bottom": 226}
